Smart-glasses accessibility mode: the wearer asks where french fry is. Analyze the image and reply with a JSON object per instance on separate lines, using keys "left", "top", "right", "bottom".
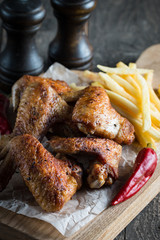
{"left": 128, "top": 117, "right": 160, "bottom": 141}
{"left": 109, "top": 74, "right": 137, "bottom": 96}
{"left": 146, "top": 72, "right": 160, "bottom": 112}
{"left": 114, "top": 106, "right": 160, "bottom": 142}
{"left": 117, "top": 62, "right": 141, "bottom": 93}
{"left": 123, "top": 75, "right": 141, "bottom": 94}
{"left": 151, "top": 110, "right": 160, "bottom": 127}
{"left": 118, "top": 61, "right": 151, "bottom": 131}
{"left": 129, "top": 63, "right": 136, "bottom": 69}
{"left": 86, "top": 69, "right": 138, "bottom": 96}
{"left": 99, "top": 72, "right": 137, "bottom": 105}
{"left": 133, "top": 73, "right": 151, "bottom": 131}
{"left": 92, "top": 82, "right": 160, "bottom": 127}
{"left": 97, "top": 64, "right": 153, "bottom": 75}
{"left": 105, "top": 90, "right": 139, "bottom": 116}
{"left": 134, "top": 126, "right": 156, "bottom": 149}
{"left": 111, "top": 105, "right": 157, "bottom": 148}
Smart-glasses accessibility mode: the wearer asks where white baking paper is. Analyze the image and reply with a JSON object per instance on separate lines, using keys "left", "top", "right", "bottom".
{"left": 0, "top": 63, "right": 159, "bottom": 237}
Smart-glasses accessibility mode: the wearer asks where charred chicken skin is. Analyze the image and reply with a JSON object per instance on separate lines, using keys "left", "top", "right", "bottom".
{"left": 0, "top": 81, "right": 71, "bottom": 191}
{"left": 11, "top": 75, "right": 72, "bottom": 111}
{"left": 9, "top": 134, "right": 82, "bottom": 212}
{"left": 13, "top": 81, "right": 70, "bottom": 138}
{"left": 50, "top": 137, "right": 122, "bottom": 188}
{"left": 11, "top": 75, "right": 83, "bottom": 111}
{"left": 72, "top": 86, "right": 135, "bottom": 145}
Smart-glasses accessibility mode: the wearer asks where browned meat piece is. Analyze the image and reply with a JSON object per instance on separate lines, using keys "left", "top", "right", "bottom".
{"left": 50, "top": 137, "right": 122, "bottom": 188}
{"left": 11, "top": 74, "right": 84, "bottom": 111}
{"left": 0, "top": 81, "right": 71, "bottom": 191}
{"left": 55, "top": 153, "right": 82, "bottom": 189}
{"left": 3, "top": 134, "right": 82, "bottom": 211}
{"left": 13, "top": 81, "right": 70, "bottom": 139}
{"left": 11, "top": 75, "right": 72, "bottom": 111}
{"left": 87, "top": 161, "right": 114, "bottom": 188}
{"left": 72, "top": 86, "right": 135, "bottom": 145}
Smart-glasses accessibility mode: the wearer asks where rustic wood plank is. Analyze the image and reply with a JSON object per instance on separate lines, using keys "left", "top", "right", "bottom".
{"left": 125, "top": 195, "right": 160, "bottom": 240}
{"left": 0, "top": 223, "right": 35, "bottom": 240}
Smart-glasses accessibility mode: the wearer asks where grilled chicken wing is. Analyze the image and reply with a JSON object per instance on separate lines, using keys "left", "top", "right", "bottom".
{"left": 0, "top": 81, "right": 71, "bottom": 191}
{"left": 7, "top": 134, "right": 82, "bottom": 211}
{"left": 50, "top": 137, "right": 122, "bottom": 188}
{"left": 11, "top": 75, "right": 71, "bottom": 111}
{"left": 11, "top": 75, "right": 82, "bottom": 111}
{"left": 13, "top": 81, "right": 70, "bottom": 138}
{"left": 72, "top": 86, "right": 135, "bottom": 145}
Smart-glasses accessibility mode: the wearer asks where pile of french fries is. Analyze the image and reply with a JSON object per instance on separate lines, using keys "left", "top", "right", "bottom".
{"left": 70, "top": 62, "right": 160, "bottom": 148}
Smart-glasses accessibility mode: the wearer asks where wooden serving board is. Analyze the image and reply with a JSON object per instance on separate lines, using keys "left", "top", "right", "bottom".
{"left": 136, "top": 44, "right": 160, "bottom": 89}
{"left": 0, "top": 45, "right": 160, "bottom": 240}
{"left": 0, "top": 161, "right": 160, "bottom": 240}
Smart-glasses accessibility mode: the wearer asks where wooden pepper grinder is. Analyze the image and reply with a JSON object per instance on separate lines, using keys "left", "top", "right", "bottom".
{"left": 48, "top": 0, "right": 97, "bottom": 70}
{"left": 0, "top": 0, "right": 46, "bottom": 92}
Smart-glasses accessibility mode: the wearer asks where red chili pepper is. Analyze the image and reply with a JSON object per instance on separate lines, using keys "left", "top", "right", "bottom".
{"left": 111, "top": 146, "right": 157, "bottom": 205}
{"left": 0, "top": 94, "right": 11, "bottom": 135}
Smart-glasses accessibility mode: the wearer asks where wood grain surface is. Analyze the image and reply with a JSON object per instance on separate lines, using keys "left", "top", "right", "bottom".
{"left": 1, "top": 0, "right": 160, "bottom": 239}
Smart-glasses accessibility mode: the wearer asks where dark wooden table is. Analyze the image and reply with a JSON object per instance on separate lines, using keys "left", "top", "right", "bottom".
{"left": 1, "top": 0, "right": 160, "bottom": 239}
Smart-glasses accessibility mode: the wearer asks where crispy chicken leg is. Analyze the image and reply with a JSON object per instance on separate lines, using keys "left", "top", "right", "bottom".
{"left": 50, "top": 137, "right": 122, "bottom": 188}
{"left": 7, "top": 134, "right": 82, "bottom": 211}
{"left": 72, "top": 86, "right": 135, "bottom": 145}
{"left": 0, "top": 81, "right": 71, "bottom": 191}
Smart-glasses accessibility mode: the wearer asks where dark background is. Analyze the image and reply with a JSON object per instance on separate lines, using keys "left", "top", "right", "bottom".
{"left": 1, "top": 0, "right": 160, "bottom": 239}
{"left": 35, "top": 0, "right": 160, "bottom": 71}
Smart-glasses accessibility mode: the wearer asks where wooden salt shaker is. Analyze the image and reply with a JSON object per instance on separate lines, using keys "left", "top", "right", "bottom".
{"left": 0, "top": 0, "right": 46, "bottom": 92}
{"left": 48, "top": 0, "right": 97, "bottom": 70}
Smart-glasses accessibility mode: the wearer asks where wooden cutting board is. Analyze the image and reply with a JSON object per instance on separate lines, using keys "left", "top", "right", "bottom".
{"left": 1, "top": 45, "right": 160, "bottom": 240}
{"left": 0, "top": 162, "right": 160, "bottom": 240}
{"left": 136, "top": 44, "right": 160, "bottom": 89}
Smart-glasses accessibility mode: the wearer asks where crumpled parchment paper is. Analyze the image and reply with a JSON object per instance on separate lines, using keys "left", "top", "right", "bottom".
{"left": 0, "top": 63, "right": 159, "bottom": 237}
